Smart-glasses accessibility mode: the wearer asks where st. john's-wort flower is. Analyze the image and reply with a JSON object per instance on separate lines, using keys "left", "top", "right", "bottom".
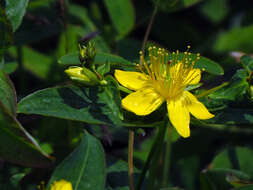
{"left": 115, "top": 46, "right": 214, "bottom": 138}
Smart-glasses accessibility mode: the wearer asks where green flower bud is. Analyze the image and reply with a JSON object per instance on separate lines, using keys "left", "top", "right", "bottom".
{"left": 64, "top": 66, "right": 100, "bottom": 86}
{"left": 79, "top": 41, "right": 96, "bottom": 68}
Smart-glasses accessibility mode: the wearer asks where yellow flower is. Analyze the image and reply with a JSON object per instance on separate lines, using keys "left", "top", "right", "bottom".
{"left": 50, "top": 180, "right": 73, "bottom": 190}
{"left": 115, "top": 46, "right": 214, "bottom": 138}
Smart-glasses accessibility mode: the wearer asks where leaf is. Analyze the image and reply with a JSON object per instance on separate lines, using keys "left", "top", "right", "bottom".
{"left": 107, "top": 159, "right": 139, "bottom": 188}
{"left": 195, "top": 56, "right": 224, "bottom": 75}
{"left": 200, "top": 0, "right": 228, "bottom": 23}
{"left": 68, "top": 4, "right": 110, "bottom": 53}
{"left": 214, "top": 25, "right": 253, "bottom": 53}
{"left": 47, "top": 131, "right": 106, "bottom": 190}
{"left": 18, "top": 83, "right": 123, "bottom": 126}
{"left": 0, "top": 6, "right": 13, "bottom": 56}
{"left": 234, "top": 185, "right": 253, "bottom": 190}
{"left": 2, "top": 61, "right": 18, "bottom": 74}
{"left": 58, "top": 52, "right": 133, "bottom": 67}
{"left": 0, "top": 70, "right": 16, "bottom": 116}
{"left": 58, "top": 52, "right": 80, "bottom": 65}
{"left": 240, "top": 55, "right": 253, "bottom": 72}
{"left": 104, "top": 0, "right": 135, "bottom": 38}
{"left": 0, "top": 103, "right": 52, "bottom": 167}
{"left": 8, "top": 46, "right": 53, "bottom": 79}
{"left": 200, "top": 168, "right": 250, "bottom": 190}
{"left": 209, "top": 69, "right": 248, "bottom": 101}
{"left": 154, "top": 0, "right": 202, "bottom": 12}
{"left": 206, "top": 108, "right": 253, "bottom": 125}
{"left": 5, "top": 0, "right": 29, "bottom": 31}
{"left": 0, "top": 71, "right": 52, "bottom": 167}
{"left": 212, "top": 147, "right": 253, "bottom": 177}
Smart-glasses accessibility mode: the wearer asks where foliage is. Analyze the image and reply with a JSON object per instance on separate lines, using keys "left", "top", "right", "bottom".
{"left": 0, "top": 0, "right": 253, "bottom": 190}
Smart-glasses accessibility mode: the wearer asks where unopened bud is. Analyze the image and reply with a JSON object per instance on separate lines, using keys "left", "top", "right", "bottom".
{"left": 64, "top": 66, "right": 99, "bottom": 86}
{"left": 79, "top": 41, "right": 96, "bottom": 68}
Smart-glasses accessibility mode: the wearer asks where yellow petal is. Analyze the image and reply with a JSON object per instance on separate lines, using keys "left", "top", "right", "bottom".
{"left": 185, "top": 69, "right": 201, "bottom": 85}
{"left": 167, "top": 98, "right": 190, "bottom": 138}
{"left": 114, "top": 70, "right": 149, "bottom": 91}
{"left": 122, "top": 87, "right": 164, "bottom": 115}
{"left": 185, "top": 91, "right": 214, "bottom": 119}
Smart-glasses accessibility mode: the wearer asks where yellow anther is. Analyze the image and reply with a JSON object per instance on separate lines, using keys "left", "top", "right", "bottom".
{"left": 197, "top": 53, "right": 200, "bottom": 57}
{"left": 187, "top": 45, "right": 191, "bottom": 49}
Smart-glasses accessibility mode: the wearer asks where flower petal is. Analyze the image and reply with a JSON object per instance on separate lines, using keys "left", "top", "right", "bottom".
{"left": 115, "top": 70, "right": 149, "bottom": 91}
{"left": 122, "top": 87, "right": 164, "bottom": 115}
{"left": 185, "top": 91, "right": 214, "bottom": 119}
{"left": 167, "top": 98, "right": 190, "bottom": 138}
{"left": 185, "top": 69, "right": 201, "bottom": 85}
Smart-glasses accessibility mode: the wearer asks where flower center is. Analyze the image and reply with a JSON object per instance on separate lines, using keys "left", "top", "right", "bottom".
{"left": 138, "top": 46, "right": 200, "bottom": 101}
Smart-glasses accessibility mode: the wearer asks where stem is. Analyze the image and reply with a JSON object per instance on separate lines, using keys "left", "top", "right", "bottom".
{"left": 136, "top": 121, "right": 166, "bottom": 190}
{"left": 196, "top": 81, "right": 229, "bottom": 98}
{"left": 141, "top": 0, "right": 160, "bottom": 53}
{"left": 161, "top": 126, "right": 172, "bottom": 187}
{"left": 147, "top": 121, "right": 167, "bottom": 190}
{"left": 128, "top": 129, "right": 135, "bottom": 190}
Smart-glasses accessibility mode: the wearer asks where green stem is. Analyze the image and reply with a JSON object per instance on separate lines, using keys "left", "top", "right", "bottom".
{"left": 136, "top": 120, "right": 166, "bottom": 190}
{"left": 196, "top": 81, "right": 229, "bottom": 98}
{"left": 161, "top": 126, "right": 172, "bottom": 187}
{"left": 148, "top": 120, "right": 167, "bottom": 190}
{"left": 128, "top": 129, "right": 135, "bottom": 190}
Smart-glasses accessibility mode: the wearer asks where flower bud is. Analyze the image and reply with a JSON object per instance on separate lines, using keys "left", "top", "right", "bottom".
{"left": 79, "top": 41, "right": 96, "bottom": 68}
{"left": 64, "top": 66, "right": 100, "bottom": 86}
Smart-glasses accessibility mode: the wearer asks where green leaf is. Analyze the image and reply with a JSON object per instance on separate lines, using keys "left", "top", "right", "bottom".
{"left": 2, "top": 61, "right": 18, "bottom": 74}
{"left": 212, "top": 147, "right": 253, "bottom": 177}
{"left": 154, "top": 0, "right": 202, "bottom": 12}
{"left": 58, "top": 52, "right": 80, "bottom": 65}
{"left": 200, "top": 0, "right": 228, "bottom": 23}
{"left": 58, "top": 52, "right": 133, "bottom": 67}
{"left": 9, "top": 46, "right": 53, "bottom": 79}
{"left": 18, "top": 83, "right": 123, "bottom": 126}
{"left": 0, "top": 6, "right": 13, "bottom": 56}
{"left": 214, "top": 25, "right": 253, "bottom": 53}
{"left": 206, "top": 108, "right": 253, "bottom": 125}
{"left": 68, "top": 4, "right": 110, "bottom": 53}
{"left": 104, "top": 0, "right": 135, "bottom": 38}
{"left": 200, "top": 168, "right": 250, "bottom": 190}
{"left": 5, "top": 0, "right": 29, "bottom": 31}
{"left": 107, "top": 159, "right": 139, "bottom": 188}
{"left": 0, "top": 70, "right": 16, "bottom": 116}
{"left": 47, "top": 131, "right": 106, "bottom": 190}
{"left": 240, "top": 55, "right": 253, "bottom": 72}
{"left": 195, "top": 56, "right": 224, "bottom": 75}
{"left": 234, "top": 185, "right": 253, "bottom": 190}
{"left": 209, "top": 69, "right": 248, "bottom": 101}
{"left": 0, "top": 103, "right": 52, "bottom": 167}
